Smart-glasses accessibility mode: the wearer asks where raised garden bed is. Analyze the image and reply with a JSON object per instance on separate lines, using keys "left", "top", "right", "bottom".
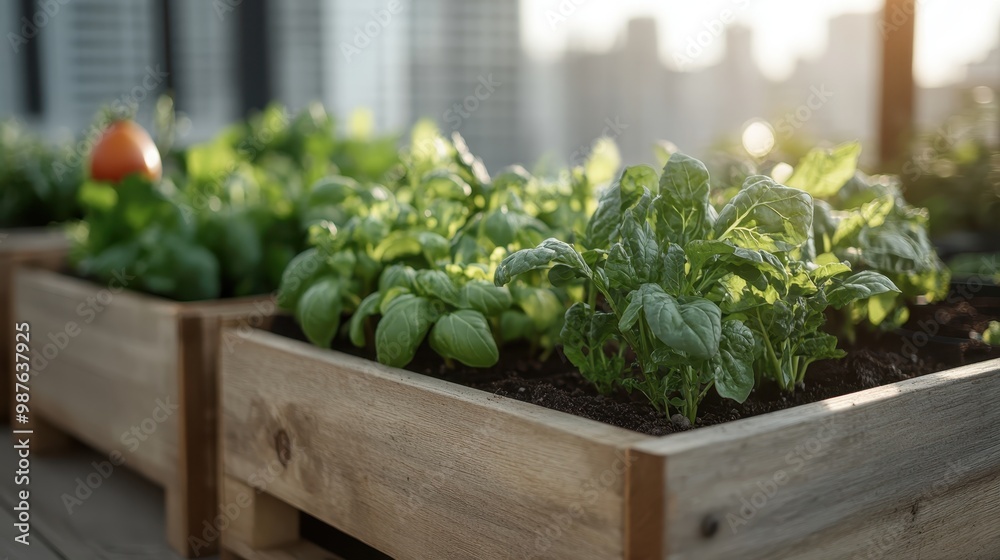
{"left": 219, "top": 322, "right": 1000, "bottom": 559}
{"left": 1, "top": 228, "right": 70, "bottom": 418}
{"left": 14, "top": 267, "right": 276, "bottom": 557}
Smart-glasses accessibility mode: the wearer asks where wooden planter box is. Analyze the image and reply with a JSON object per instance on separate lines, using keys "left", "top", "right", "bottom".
{"left": 14, "top": 268, "right": 276, "bottom": 557}
{"left": 1, "top": 228, "right": 70, "bottom": 419}
{"left": 219, "top": 329, "right": 1000, "bottom": 559}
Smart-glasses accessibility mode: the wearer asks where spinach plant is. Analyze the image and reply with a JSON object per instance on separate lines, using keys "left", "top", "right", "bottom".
{"left": 496, "top": 153, "right": 899, "bottom": 421}
{"left": 790, "top": 142, "right": 950, "bottom": 329}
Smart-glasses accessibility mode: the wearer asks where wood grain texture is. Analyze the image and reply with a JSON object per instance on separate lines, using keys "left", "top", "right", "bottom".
{"left": 15, "top": 267, "right": 181, "bottom": 486}
{"left": 632, "top": 359, "right": 1000, "bottom": 560}
{"left": 15, "top": 268, "right": 275, "bottom": 557}
{"left": 0, "top": 228, "right": 70, "bottom": 420}
{"left": 221, "top": 329, "right": 654, "bottom": 560}
{"left": 625, "top": 449, "right": 665, "bottom": 560}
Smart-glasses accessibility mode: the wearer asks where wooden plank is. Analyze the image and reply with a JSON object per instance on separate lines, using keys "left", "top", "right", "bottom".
{"left": 15, "top": 267, "right": 181, "bottom": 487}
{"left": 632, "top": 359, "right": 1000, "bottom": 559}
{"left": 0, "top": 439, "right": 200, "bottom": 559}
{"left": 625, "top": 449, "right": 665, "bottom": 560}
{"left": 225, "top": 540, "right": 343, "bottom": 560}
{"left": 878, "top": 0, "right": 916, "bottom": 165}
{"left": 0, "top": 228, "right": 70, "bottom": 421}
{"left": 14, "top": 268, "right": 276, "bottom": 558}
{"left": 222, "top": 476, "right": 299, "bottom": 552}
{"left": 0, "top": 507, "right": 63, "bottom": 559}
{"left": 221, "top": 329, "right": 654, "bottom": 560}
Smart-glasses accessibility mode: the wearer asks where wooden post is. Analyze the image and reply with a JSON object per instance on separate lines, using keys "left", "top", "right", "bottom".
{"left": 878, "top": 0, "right": 917, "bottom": 167}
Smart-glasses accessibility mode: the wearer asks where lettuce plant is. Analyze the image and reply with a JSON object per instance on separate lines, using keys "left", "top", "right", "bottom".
{"left": 495, "top": 153, "right": 899, "bottom": 421}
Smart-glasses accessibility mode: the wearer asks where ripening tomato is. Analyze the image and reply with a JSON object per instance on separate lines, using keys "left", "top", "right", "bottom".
{"left": 89, "top": 120, "right": 163, "bottom": 183}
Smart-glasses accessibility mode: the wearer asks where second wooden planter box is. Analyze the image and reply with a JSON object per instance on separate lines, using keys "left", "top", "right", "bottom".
{"left": 1, "top": 228, "right": 70, "bottom": 419}
{"left": 219, "top": 328, "right": 1000, "bottom": 560}
{"left": 14, "top": 267, "right": 276, "bottom": 557}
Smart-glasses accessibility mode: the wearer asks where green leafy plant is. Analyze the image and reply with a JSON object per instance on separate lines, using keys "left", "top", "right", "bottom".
{"left": 792, "top": 142, "right": 950, "bottom": 329}
{"left": 496, "top": 153, "right": 899, "bottom": 421}
{"left": 73, "top": 104, "right": 401, "bottom": 301}
{"left": 280, "top": 122, "right": 619, "bottom": 367}
{"left": 983, "top": 321, "right": 1000, "bottom": 346}
{"left": 0, "top": 120, "right": 83, "bottom": 228}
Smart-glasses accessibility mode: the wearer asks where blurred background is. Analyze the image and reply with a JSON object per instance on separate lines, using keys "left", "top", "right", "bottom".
{"left": 0, "top": 0, "right": 997, "bottom": 170}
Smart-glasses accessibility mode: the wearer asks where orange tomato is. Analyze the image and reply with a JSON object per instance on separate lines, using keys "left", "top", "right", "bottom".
{"left": 89, "top": 120, "right": 163, "bottom": 183}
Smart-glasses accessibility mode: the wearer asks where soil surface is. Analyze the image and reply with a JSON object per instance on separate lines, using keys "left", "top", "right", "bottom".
{"left": 273, "top": 298, "right": 999, "bottom": 437}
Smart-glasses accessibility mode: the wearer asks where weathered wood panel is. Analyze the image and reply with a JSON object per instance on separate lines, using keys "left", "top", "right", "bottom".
{"left": 632, "top": 359, "right": 1000, "bottom": 560}
{"left": 221, "top": 329, "right": 653, "bottom": 560}
{"left": 15, "top": 268, "right": 276, "bottom": 557}
{"left": 15, "top": 267, "right": 181, "bottom": 486}
{"left": 0, "top": 228, "right": 70, "bottom": 420}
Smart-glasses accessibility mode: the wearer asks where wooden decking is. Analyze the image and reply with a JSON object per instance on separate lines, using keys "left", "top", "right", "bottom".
{"left": 0, "top": 439, "right": 213, "bottom": 559}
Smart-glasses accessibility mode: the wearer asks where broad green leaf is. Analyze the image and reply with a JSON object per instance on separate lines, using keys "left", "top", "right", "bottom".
{"left": 605, "top": 244, "right": 636, "bottom": 290}
{"left": 621, "top": 204, "right": 660, "bottom": 283}
{"left": 482, "top": 209, "right": 517, "bottom": 247}
{"left": 712, "top": 320, "right": 755, "bottom": 402}
{"left": 459, "top": 280, "right": 512, "bottom": 315}
{"left": 308, "top": 175, "right": 363, "bottom": 206}
{"left": 379, "top": 264, "right": 416, "bottom": 292}
{"left": 831, "top": 195, "right": 894, "bottom": 246}
{"left": 500, "top": 310, "right": 535, "bottom": 343}
{"left": 494, "top": 238, "right": 589, "bottom": 286}
{"left": 297, "top": 277, "right": 343, "bottom": 348}
{"left": 582, "top": 166, "right": 650, "bottom": 248}
{"left": 349, "top": 291, "right": 382, "bottom": 347}
{"left": 512, "top": 286, "right": 563, "bottom": 330}
{"left": 811, "top": 261, "right": 852, "bottom": 284}
{"left": 375, "top": 295, "right": 437, "bottom": 367}
{"left": 548, "top": 264, "right": 584, "bottom": 286}
{"left": 714, "top": 175, "right": 814, "bottom": 252}
{"left": 414, "top": 269, "right": 461, "bottom": 306}
{"left": 560, "top": 303, "right": 591, "bottom": 369}
{"left": 653, "top": 152, "right": 712, "bottom": 244}
{"left": 826, "top": 270, "right": 900, "bottom": 308}
{"left": 619, "top": 289, "right": 644, "bottom": 332}
{"left": 641, "top": 284, "right": 721, "bottom": 359}
{"left": 796, "top": 333, "right": 844, "bottom": 362}
{"left": 660, "top": 244, "right": 687, "bottom": 296}
{"left": 786, "top": 142, "right": 861, "bottom": 198}
{"left": 429, "top": 310, "right": 499, "bottom": 367}
{"left": 983, "top": 321, "right": 1000, "bottom": 346}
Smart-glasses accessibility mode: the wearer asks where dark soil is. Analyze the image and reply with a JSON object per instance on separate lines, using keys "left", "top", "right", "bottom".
{"left": 272, "top": 299, "right": 999, "bottom": 437}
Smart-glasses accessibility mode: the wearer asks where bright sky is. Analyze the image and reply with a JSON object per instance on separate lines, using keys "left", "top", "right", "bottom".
{"left": 521, "top": 0, "right": 1000, "bottom": 87}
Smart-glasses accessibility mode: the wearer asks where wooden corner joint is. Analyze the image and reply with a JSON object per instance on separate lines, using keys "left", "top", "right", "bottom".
{"left": 624, "top": 448, "right": 666, "bottom": 560}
